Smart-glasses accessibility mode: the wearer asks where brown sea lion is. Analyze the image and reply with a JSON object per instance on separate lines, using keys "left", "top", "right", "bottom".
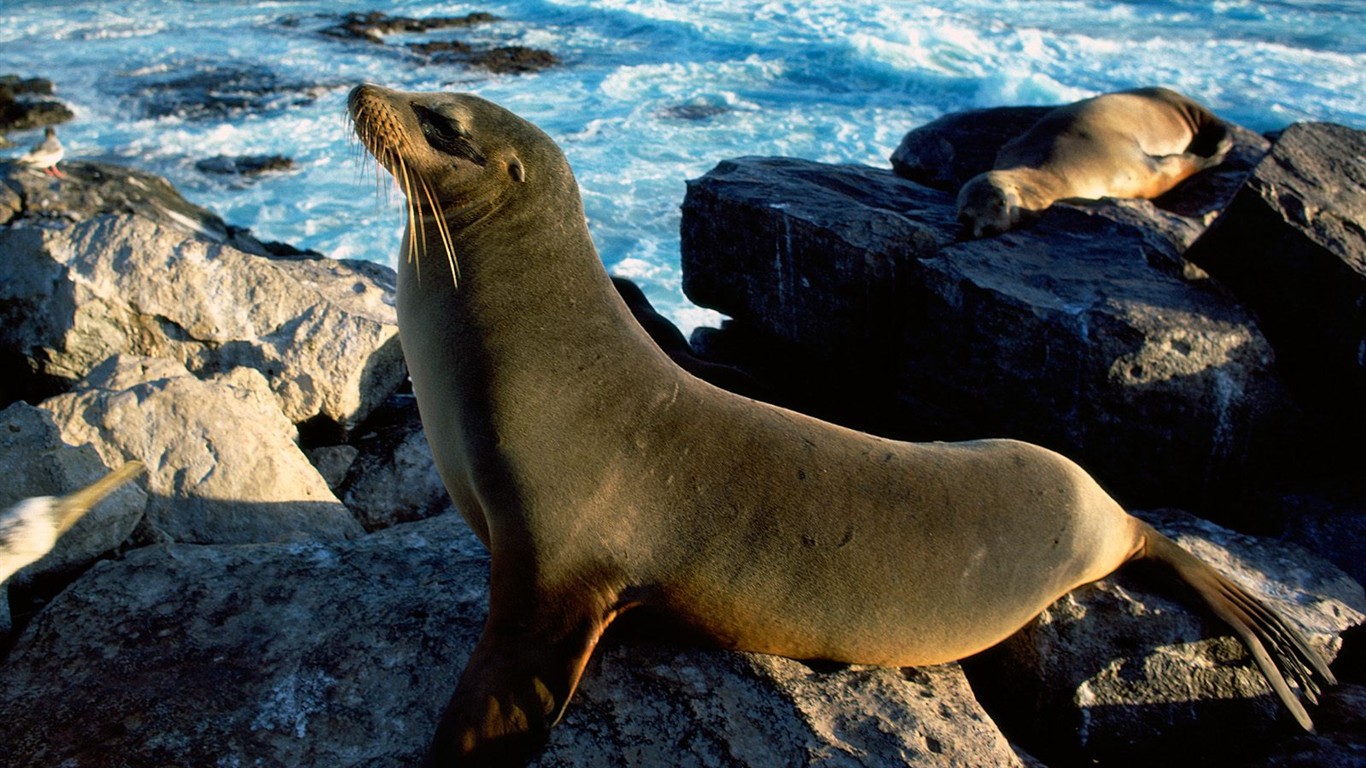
{"left": 957, "top": 87, "right": 1231, "bottom": 238}
{"left": 347, "top": 84, "right": 1331, "bottom": 767}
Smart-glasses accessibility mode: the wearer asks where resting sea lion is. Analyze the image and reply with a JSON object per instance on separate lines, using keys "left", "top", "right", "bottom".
{"left": 347, "top": 84, "right": 1332, "bottom": 767}
{"left": 957, "top": 87, "right": 1231, "bottom": 238}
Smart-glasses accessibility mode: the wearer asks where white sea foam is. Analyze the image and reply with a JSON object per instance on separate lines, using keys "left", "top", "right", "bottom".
{"left": 2, "top": 0, "right": 1363, "bottom": 334}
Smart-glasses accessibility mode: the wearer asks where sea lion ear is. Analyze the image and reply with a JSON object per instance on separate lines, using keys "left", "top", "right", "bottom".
{"left": 508, "top": 157, "right": 526, "bottom": 183}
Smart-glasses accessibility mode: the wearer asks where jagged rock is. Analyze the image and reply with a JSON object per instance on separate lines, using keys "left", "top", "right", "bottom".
{"left": 321, "top": 11, "right": 500, "bottom": 44}
{"left": 0, "top": 514, "right": 1029, "bottom": 767}
{"left": 681, "top": 156, "right": 1297, "bottom": 512}
{"left": 967, "top": 508, "right": 1366, "bottom": 767}
{"left": 0, "top": 75, "right": 74, "bottom": 133}
{"left": 0, "top": 202, "right": 404, "bottom": 429}
{"left": 195, "top": 153, "right": 295, "bottom": 177}
{"left": 124, "top": 62, "right": 331, "bottom": 122}
{"left": 38, "top": 355, "right": 363, "bottom": 545}
{"left": 1185, "top": 122, "right": 1366, "bottom": 426}
{"left": 336, "top": 395, "right": 453, "bottom": 532}
{"left": 0, "top": 159, "right": 306, "bottom": 257}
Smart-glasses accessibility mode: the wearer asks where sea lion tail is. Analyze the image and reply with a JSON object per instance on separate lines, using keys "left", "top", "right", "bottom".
{"left": 1135, "top": 521, "right": 1336, "bottom": 731}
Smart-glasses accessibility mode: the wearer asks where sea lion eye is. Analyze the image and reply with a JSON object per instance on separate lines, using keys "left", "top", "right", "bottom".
{"left": 413, "top": 104, "right": 488, "bottom": 166}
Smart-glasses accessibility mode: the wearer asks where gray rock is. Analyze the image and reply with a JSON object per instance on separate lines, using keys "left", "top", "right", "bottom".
{"left": 338, "top": 398, "right": 453, "bottom": 531}
{"left": 39, "top": 355, "right": 363, "bottom": 545}
{"left": 681, "top": 156, "right": 1297, "bottom": 511}
{"left": 0, "top": 212, "right": 405, "bottom": 430}
{"left": 967, "top": 508, "right": 1366, "bottom": 767}
{"left": 0, "top": 514, "right": 1027, "bottom": 768}
{"left": 1185, "top": 122, "right": 1366, "bottom": 425}
{"left": 0, "top": 401, "right": 147, "bottom": 640}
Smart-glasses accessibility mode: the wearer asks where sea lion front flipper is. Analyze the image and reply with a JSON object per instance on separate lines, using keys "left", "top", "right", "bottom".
{"left": 425, "top": 607, "right": 622, "bottom": 767}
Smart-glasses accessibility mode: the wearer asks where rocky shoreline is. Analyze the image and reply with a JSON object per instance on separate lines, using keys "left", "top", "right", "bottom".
{"left": 1, "top": 87, "right": 1365, "bottom": 767}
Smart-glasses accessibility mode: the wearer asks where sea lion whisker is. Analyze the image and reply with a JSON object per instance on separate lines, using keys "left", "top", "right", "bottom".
{"left": 417, "top": 174, "right": 459, "bottom": 288}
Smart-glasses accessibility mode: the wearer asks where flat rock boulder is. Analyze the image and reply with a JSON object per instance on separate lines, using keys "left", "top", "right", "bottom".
{"left": 967, "top": 508, "right": 1366, "bottom": 767}
{"left": 1185, "top": 122, "right": 1366, "bottom": 427}
{"left": 38, "top": 355, "right": 362, "bottom": 545}
{"left": 0, "top": 514, "right": 1029, "bottom": 768}
{"left": 681, "top": 156, "right": 1296, "bottom": 511}
{"left": 0, "top": 208, "right": 404, "bottom": 430}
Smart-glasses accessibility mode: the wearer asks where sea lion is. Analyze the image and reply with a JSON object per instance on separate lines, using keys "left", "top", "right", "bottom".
{"left": 957, "top": 87, "right": 1231, "bottom": 238}
{"left": 347, "top": 84, "right": 1332, "bottom": 766}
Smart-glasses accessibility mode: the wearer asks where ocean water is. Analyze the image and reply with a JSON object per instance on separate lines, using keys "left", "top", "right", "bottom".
{"left": 2, "top": 0, "right": 1363, "bottom": 333}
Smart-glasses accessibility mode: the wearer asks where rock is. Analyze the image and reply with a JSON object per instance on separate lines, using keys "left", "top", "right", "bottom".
{"left": 0, "top": 75, "right": 74, "bottom": 133}
{"left": 0, "top": 514, "right": 1029, "bottom": 767}
{"left": 1, "top": 159, "right": 296, "bottom": 257}
{"left": 335, "top": 395, "right": 453, "bottom": 532}
{"left": 124, "top": 62, "right": 331, "bottom": 122}
{"left": 0, "top": 401, "right": 147, "bottom": 641}
{"left": 0, "top": 403, "right": 147, "bottom": 584}
{"left": 424, "top": 45, "right": 560, "bottom": 74}
{"left": 966, "top": 508, "right": 1366, "bottom": 767}
{"left": 321, "top": 11, "right": 500, "bottom": 44}
{"left": 306, "top": 444, "right": 360, "bottom": 492}
{"left": 1273, "top": 476, "right": 1366, "bottom": 589}
{"left": 0, "top": 208, "right": 405, "bottom": 430}
{"left": 195, "top": 154, "right": 295, "bottom": 177}
{"left": 1261, "top": 683, "right": 1366, "bottom": 767}
{"left": 1185, "top": 122, "right": 1366, "bottom": 428}
{"left": 681, "top": 156, "right": 1298, "bottom": 513}
{"left": 38, "top": 355, "right": 363, "bottom": 545}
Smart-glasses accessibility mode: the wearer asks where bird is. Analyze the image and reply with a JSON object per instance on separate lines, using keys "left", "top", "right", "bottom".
{"left": 0, "top": 461, "right": 144, "bottom": 586}
{"left": 17, "top": 126, "right": 67, "bottom": 178}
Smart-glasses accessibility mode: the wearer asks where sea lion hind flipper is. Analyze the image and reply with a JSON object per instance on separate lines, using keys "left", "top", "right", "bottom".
{"left": 425, "top": 613, "right": 613, "bottom": 767}
{"left": 1136, "top": 522, "right": 1336, "bottom": 731}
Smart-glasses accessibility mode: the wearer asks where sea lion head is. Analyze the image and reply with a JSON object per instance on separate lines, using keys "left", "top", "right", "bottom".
{"left": 348, "top": 84, "right": 571, "bottom": 283}
{"left": 956, "top": 171, "right": 1021, "bottom": 239}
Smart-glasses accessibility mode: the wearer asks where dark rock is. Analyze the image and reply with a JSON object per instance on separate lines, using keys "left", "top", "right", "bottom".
{"left": 1185, "top": 122, "right": 1366, "bottom": 430}
{"left": 0, "top": 75, "right": 74, "bottom": 134}
{"left": 1273, "top": 474, "right": 1366, "bottom": 589}
{"left": 432, "top": 45, "right": 560, "bottom": 74}
{"left": 195, "top": 154, "right": 294, "bottom": 177}
{"left": 661, "top": 102, "right": 733, "bottom": 121}
{"left": 321, "top": 11, "right": 500, "bottom": 44}
{"left": 681, "top": 156, "right": 1298, "bottom": 514}
{"left": 612, "top": 277, "right": 772, "bottom": 401}
{"left": 0, "top": 514, "right": 1031, "bottom": 767}
{"left": 122, "top": 62, "right": 331, "bottom": 121}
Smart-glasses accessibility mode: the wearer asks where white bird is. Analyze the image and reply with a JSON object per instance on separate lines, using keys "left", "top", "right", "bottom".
{"left": 17, "top": 125, "right": 67, "bottom": 178}
{"left": 0, "top": 461, "right": 144, "bottom": 585}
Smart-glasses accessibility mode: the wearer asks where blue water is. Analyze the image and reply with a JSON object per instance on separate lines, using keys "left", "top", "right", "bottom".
{"left": 3, "top": 0, "right": 1364, "bottom": 332}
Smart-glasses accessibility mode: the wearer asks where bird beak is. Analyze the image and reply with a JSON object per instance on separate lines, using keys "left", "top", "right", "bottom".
{"left": 49, "top": 461, "right": 146, "bottom": 534}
